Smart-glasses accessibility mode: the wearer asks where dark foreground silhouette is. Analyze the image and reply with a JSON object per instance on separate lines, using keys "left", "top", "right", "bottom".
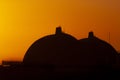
{"left": 0, "top": 27, "right": 120, "bottom": 80}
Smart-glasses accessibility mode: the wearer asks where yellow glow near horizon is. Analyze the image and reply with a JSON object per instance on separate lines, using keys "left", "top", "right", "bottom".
{"left": 0, "top": 0, "right": 120, "bottom": 63}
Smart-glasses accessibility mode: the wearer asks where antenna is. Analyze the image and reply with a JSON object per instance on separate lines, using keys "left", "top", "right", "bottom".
{"left": 109, "top": 32, "right": 110, "bottom": 44}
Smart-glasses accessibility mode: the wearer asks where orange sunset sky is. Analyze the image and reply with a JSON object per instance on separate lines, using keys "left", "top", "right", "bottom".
{"left": 0, "top": 0, "right": 120, "bottom": 63}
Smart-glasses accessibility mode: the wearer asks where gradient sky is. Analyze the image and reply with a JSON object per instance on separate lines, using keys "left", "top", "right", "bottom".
{"left": 0, "top": 0, "right": 120, "bottom": 63}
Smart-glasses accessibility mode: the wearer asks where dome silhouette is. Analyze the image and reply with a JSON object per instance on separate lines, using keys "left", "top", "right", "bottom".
{"left": 23, "top": 27, "right": 78, "bottom": 65}
{"left": 78, "top": 32, "right": 117, "bottom": 66}
{"left": 23, "top": 27, "right": 117, "bottom": 68}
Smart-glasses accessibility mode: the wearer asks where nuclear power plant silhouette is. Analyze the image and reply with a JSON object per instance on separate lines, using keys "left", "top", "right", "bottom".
{"left": 0, "top": 27, "right": 120, "bottom": 80}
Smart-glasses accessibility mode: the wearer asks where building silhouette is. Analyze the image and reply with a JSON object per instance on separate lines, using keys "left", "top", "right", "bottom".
{"left": 0, "top": 27, "right": 119, "bottom": 80}
{"left": 23, "top": 27, "right": 118, "bottom": 69}
{"left": 23, "top": 27, "right": 78, "bottom": 66}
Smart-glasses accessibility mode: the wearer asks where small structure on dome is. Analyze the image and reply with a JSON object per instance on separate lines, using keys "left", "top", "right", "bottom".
{"left": 88, "top": 31, "right": 94, "bottom": 38}
{"left": 55, "top": 26, "right": 62, "bottom": 34}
